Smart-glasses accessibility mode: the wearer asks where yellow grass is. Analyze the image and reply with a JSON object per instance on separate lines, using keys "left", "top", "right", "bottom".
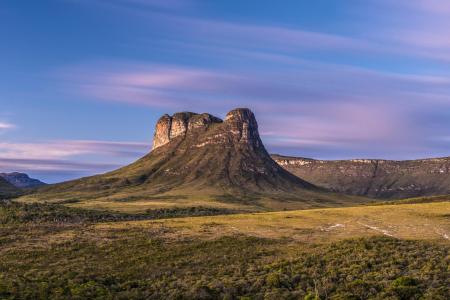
{"left": 96, "top": 202, "right": 450, "bottom": 243}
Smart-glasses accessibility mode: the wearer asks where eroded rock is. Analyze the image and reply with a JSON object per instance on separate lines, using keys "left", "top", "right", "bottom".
{"left": 152, "top": 112, "right": 223, "bottom": 150}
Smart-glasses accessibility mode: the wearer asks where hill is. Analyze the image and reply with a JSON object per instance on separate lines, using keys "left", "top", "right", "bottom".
{"left": 0, "top": 177, "right": 20, "bottom": 199}
{"left": 273, "top": 154, "right": 450, "bottom": 199}
{"left": 19, "top": 108, "right": 366, "bottom": 212}
{"left": 0, "top": 172, "right": 46, "bottom": 188}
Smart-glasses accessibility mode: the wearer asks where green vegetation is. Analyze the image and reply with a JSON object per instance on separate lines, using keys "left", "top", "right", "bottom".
{"left": 0, "top": 201, "right": 237, "bottom": 224}
{"left": 0, "top": 201, "right": 448, "bottom": 299}
{"left": 0, "top": 177, "right": 21, "bottom": 199}
{"left": 372, "top": 194, "right": 450, "bottom": 206}
{"left": 0, "top": 232, "right": 448, "bottom": 299}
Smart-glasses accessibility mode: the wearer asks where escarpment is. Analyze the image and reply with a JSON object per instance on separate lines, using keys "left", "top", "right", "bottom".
{"left": 272, "top": 154, "right": 450, "bottom": 199}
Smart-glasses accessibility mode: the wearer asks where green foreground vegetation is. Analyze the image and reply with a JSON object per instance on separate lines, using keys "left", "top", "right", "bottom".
{"left": 0, "top": 201, "right": 449, "bottom": 299}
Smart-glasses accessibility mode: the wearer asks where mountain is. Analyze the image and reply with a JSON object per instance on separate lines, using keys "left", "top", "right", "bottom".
{"left": 23, "top": 108, "right": 366, "bottom": 212}
{"left": 0, "top": 172, "right": 46, "bottom": 188}
{"left": 0, "top": 176, "right": 20, "bottom": 198}
{"left": 272, "top": 154, "right": 450, "bottom": 199}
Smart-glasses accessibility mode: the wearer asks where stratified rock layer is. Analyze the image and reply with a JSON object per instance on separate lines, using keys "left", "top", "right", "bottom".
{"left": 272, "top": 154, "right": 450, "bottom": 199}
{"left": 152, "top": 112, "right": 222, "bottom": 150}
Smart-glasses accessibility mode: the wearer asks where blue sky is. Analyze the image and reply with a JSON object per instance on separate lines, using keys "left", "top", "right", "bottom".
{"left": 1, "top": 0, "right": 450, "bottom": 183}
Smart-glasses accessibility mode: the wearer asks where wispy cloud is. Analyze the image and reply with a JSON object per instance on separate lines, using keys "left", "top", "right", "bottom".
{"left": 81, "top": 0, "right": 450, "bottom": 65}
{"left": 0, "top": 157, "right": 120, "bottom": 172}
{"left": 53, "top": 59, "right": 450, "bottom": 161}
{"left": 0, "top": 122, "right": 15, "bottom": 130}
{"left": 0, "top": 140, "right": 148, "bottom": 160}
{"left": 59, "top": 61, "right": 450, "bottom": 110}
{"left": 0, "top": 139, "right": 149, "bottom": 182}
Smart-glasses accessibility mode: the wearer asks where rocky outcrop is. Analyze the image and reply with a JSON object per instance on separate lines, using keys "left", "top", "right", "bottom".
{"left": 0, "top": 172, "right": 46, "bottom": 188}
{"left": 143, "top": 108, "right": 318, "bottom": 194}
{"left": 152, "top": 112, "right": 222, "bottom": 150}
{"left": 224, "top": 108, "right": 261, "bottom": 147}
{"left": 152, "top": 108, "right": 264, "bottom": 151}
{"left": 272, "top": 154, "right": 450, "bottom": 199}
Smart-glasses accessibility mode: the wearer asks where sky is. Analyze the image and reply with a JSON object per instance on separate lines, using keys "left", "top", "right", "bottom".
{"left": 1, "top": 0, "right": 450, "bottom": 183}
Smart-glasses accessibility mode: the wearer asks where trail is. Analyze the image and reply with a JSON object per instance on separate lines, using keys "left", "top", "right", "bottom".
{"left": 434, "top": 228, "right": 449, "bottom": 240}
{"left": 321, "top": 223, "right": 345, "bottom": 232}
{"left": 358, "top": 222, "right": 395, "bottom": 237}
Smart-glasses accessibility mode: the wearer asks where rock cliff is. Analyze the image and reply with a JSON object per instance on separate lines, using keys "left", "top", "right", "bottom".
{"left": 272, "top": 154, "right": 450, "bottom": 199}
{"left": 152, "top": 112, "right": 222, "bottom": 149}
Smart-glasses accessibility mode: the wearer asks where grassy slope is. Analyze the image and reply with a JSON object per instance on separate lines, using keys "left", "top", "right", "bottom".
{"left": 17, "top": 183, "right": 370, "bottom": 214}
{"left": 0, "top": 201, "right": 448, "bottom": 299}
{"left": 18, "top": 190, "right": 370, "bottom": 214}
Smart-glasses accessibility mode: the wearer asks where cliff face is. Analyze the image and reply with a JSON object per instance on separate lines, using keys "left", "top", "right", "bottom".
{"left": 152, "top": 112, "right": 222, "bottom": 150}
{"left": 272, "top": 154, "right": 450, "bottom": 199}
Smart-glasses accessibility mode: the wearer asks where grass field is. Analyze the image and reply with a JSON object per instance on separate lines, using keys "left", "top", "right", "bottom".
{"left": 0, "top": 200, "right": 449, "bottom": 299}
{"left": 96, "top": 201, "right": 450, "bottom": 243}
{"left": 17, "top": 183, "right": 372, "bottom": 214}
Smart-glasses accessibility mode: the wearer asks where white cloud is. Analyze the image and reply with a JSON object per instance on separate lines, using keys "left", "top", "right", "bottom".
{"left": 0, "top": 122, "right": 15, "bottom": 130}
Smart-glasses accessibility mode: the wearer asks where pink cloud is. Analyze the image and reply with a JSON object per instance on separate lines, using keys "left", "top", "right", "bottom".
{"left": 53, "top": 60, "right": 450, "bottom": 162}
{"left": 260, "top": 101, "right": 414, "bottom": 148}
{"left": 0, "top": 140, "right": 148, "bottom": 160}
{"left": 0, "top": 158, "right": 120, "bottom": 172}
{"left": 59, "top": 61, "right": 450, "bottom": 110}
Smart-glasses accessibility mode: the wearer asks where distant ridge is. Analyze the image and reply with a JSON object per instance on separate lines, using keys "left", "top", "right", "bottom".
{"left": 0, "top": 172, "right": 46, "bottom": 188}
{"left": 273, "top": 154, "right": 450, "bottom": 199}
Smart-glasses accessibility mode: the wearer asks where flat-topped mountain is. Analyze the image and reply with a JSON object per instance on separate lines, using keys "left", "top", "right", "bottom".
{"left": 0, "top": 172, "right": 46, "bottom": 188}
{"left": 272, "top": 154, "right": 450, "bottom": 199}
{"left": 143, "top": 108, "right": 317, "bottom": 192}
{"left": 23, "top": 108, "right": 365, "bottom": 212}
